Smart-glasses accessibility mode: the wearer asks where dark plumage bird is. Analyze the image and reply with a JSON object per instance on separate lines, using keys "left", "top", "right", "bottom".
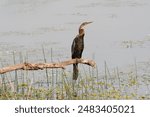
{"left": 71, "top": 22, "right": 92, "bottom": 80}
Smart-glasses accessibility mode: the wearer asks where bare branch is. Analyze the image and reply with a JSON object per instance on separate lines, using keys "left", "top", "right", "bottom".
{"left": 0, "top": 58, "right": 96, "bottom": 74}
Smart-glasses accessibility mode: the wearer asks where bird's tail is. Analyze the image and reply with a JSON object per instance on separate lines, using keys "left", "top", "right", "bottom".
{"left": 73, "top": 63, "right": 78, "bottom": 80}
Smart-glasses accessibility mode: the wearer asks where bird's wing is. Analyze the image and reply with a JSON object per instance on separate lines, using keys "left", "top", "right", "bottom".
{"left": 71, "top": 38, "right": 76, "bottom": 55}
{"left": 71, "top": 35, "right": 79, "bottom": 54}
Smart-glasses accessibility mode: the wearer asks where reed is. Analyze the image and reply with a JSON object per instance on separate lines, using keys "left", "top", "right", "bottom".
{"left": 0, "top": 49, "right": 149, "bottom": 100}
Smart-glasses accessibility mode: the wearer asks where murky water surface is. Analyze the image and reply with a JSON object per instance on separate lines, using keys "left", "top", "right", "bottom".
{"left": 0, "top": 0, "right": 150, "bottom": 66}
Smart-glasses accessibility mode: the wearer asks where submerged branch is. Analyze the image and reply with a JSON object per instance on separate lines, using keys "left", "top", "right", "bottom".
{"left": 0, "top": 58, "right": 96, "bottom": 74}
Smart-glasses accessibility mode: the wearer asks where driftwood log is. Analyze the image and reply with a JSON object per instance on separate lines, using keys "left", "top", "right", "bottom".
{"left": 0, "top": 58, "right": 96, "bottom": 74}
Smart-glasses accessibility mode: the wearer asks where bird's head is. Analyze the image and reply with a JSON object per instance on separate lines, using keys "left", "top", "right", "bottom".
{"left": 79, "top": 21, "right": 92, "bottom": 35}
{"left": 79, "top": 21, "right": 93, "bottom": 30}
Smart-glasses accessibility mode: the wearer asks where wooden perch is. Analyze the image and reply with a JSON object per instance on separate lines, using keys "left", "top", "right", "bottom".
{"left": 0, "top": 58, "right": 96, "bottom": 74}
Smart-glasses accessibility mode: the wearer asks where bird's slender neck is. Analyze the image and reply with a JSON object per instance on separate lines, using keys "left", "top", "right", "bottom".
{"left": 79, "top": 28, "right": 85, "bottom": 36}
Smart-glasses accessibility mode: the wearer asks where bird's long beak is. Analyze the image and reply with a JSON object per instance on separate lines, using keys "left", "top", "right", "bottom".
{"left": 87, "top": 21, "right": 93, "bottom": 24}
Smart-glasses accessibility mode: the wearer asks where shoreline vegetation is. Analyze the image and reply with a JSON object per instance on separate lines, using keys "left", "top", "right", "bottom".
{"left": 0, "top": 48, "right": 149, "bottom": 100}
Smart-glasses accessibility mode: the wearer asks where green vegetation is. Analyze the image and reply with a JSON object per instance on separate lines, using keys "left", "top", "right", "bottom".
{"left": 0, "top": 60, "right": 149, "bottom": 100}
{"left": 0, "top": 47, "right": 150, "bottom": 100}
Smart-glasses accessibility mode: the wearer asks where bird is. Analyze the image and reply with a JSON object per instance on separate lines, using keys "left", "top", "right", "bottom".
{"left": 71, "top": 21, "right": 92, "bottom": 80}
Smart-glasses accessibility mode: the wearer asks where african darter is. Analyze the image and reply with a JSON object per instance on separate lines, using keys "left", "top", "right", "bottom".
{"left": 71, "top": 22, "right": 92, "bottom": 80}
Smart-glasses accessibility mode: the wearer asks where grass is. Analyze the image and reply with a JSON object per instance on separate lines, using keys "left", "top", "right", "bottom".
{"left": 0, "top": 48, "right": 150, "bottom": 100}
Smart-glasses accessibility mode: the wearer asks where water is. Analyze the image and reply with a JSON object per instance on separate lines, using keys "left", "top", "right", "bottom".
{"left": 0, "top": 0, "right": 150, "bottom": 69}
